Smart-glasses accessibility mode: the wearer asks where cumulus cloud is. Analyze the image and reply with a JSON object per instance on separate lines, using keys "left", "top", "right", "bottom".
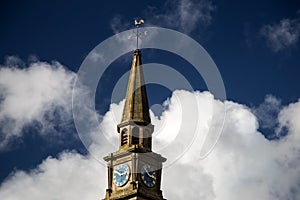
{"left": 194, "top": 100, "right": 300, "bottom": 200}
{"left": 88, "top": 91, "right": 218, "bottom": 166}
{"left": 260, "top": 17, "right": 300, "bottom": 52}
{"left": 0, "top": 151, "right": 104, "bottom": 200}
{"left": 1, "top": 90, "right": 300, "bottom": 200}
{"left": 0, "top": 57, "right": 76, "bottom": 150}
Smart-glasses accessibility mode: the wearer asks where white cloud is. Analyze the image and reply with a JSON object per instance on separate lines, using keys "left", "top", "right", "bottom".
{"left": 161, "top": 93, "right": 300, "bottom": 200}
{"left": 146, "top": 0, "right": 215, "bottom": 34}
{"left": 0, "top": 151, "right": 105, "bottom": 200}
{"left": 0, "top": 58, "right": 76, "bottom": 150}
{"left": 260, "top": 18, "right": 300, "bottom": 52}
{"left": 1, "top": 90, "right": 300, "bottom": 199}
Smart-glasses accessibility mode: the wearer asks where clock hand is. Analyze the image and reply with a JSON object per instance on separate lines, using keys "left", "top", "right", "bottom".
{"left": 120, "top": 171, "right": 127, "bottom": 176}
{"left": 143, "top": 166, "right": 149, "bottom": 174}
{"left": 114, "top": 170, "right": 122, "bottom": 176}
{"left": 148, "top": 173, "right": 156, "bottom": 180}
{"left": 143, "top": 166, "right": 156, "bottom": 180}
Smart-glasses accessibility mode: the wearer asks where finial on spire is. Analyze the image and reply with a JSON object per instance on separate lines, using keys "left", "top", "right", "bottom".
{"left": 134, "top": 19, "right": 145, "bottom": 50}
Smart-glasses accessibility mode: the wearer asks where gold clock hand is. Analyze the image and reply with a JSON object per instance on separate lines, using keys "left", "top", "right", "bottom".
{"left": 149, "top": 173, "right": 156, "bottom": 180}
{"left": 143, "top": 166, "right": 156, "bottom": 180}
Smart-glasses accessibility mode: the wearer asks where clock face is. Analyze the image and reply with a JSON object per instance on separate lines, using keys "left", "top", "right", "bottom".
{"left": 141, "top": 164, "right": 156, "bottom": 187}
{"left": 113, "top": 164, "right": 130, "bottom": 187}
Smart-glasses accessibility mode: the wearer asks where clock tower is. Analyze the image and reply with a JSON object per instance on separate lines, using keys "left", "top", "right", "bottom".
{"left": 102, "top": 48, "right": 166, "bottom": 200}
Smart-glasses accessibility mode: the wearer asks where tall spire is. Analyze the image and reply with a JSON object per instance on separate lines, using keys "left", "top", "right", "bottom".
{"left": 119, "top": 49, "right": 151, "bottom": 127}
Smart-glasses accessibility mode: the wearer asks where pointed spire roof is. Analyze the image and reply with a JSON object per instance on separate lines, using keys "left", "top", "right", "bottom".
{"left": 119, "top": 49, "right": 151, "bottom": 126}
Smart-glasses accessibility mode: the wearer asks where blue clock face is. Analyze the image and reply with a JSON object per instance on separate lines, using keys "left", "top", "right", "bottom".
{"left": 141, "top": 164, "right": 156, "bottom": 187}
{"left": 113, "top": 164, "right": 130, "bottom": 187}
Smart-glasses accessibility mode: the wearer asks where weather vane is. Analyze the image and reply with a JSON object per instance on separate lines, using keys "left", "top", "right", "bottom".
{"left": 128, "top": 19, "right": 147, "bottom": 49}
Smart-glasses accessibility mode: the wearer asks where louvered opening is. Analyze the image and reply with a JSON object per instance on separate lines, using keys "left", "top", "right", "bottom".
{"left": 121, "top": 129, "right": 128, "bottom": 146}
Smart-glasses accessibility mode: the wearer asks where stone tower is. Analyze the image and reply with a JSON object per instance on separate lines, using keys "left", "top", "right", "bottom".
{"left": 103, "top": 49, "right": 166, "bottom": 200}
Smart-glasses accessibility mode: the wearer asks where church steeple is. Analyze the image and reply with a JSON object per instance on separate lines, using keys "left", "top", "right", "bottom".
{"left": 116, "top": 19, "right": 153, "bottom": 151}
{"left": 117, "top": 49, "right": 153, "bottom": 152}
{"left": 119, "top": 49, "right": 151, "bottom": 126}
{"left": 103, "top": 20, "right": 166, "bottom": 200}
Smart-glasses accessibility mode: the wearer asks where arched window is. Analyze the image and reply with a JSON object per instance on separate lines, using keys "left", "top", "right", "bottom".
{"left": 132, "top": 127, "right": 139, "bottom": 145}
{"left": 121, "top": 129, "right": 128, "bottom": 146}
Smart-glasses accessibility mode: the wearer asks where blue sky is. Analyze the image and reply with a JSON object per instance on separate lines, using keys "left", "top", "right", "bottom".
{"left": 1, "top": 0, "right": 299, "bottom": 105}
{"left": 0, "top": 0, "right": 300, "bottom": 199}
